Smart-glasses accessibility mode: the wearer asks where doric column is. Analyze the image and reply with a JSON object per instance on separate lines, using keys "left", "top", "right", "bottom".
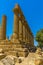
{"left": 24, "top": 22, "right": 26, "bottom": 42}
{"left": 2, "top": 15, "right": 6, "bottom": 40}
{"left": 13, "top": 13, "right": 19, "bottom": 39}
{"left": 32, "top": 36, "right": 34, "bottom": 46}
{"left": 27, "top": 30, "right": 28, "bottom": 43}
{"left": 13, "top": 4, "right": 20, "bottom": 40}
{"left": 30, "top": 34, "right": 34, "bottom": 46}
{"left": 29, "top": 33, "right": 31, "bottom": 46}
{"left": 26, "top": 29, "right": 28, "bottom": 43}
{"left": 0, "top": 26, "right": 2, "bottom": 40}
{"left": 19, "top": 19, "right": 23, "bottom": 41}
{"left": 23, "top": 24, "right": 25, "bottom": 42}
{"left": 25, "top": 28, "right": 27, "bottom": 43}
{"left": 28, "top": 31, "right": 30, "bottom": 43}
{"left": 13, "top": 5, "right": 19, "bottom": 39}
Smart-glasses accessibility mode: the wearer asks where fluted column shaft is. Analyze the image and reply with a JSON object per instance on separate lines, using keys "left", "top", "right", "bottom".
{"left": 2, "top": 15, "right": 6, "bottom": 40}
{"left": 26, "top": 29, "right": 28, "bottom": 43}
{"left": 23, "top": 24, "right": 25, "bottom": 42}
{"left": 29, "top": 34, "right": 32, "bottom": 46}
{"left": 19, "top": 20, "right": 23, "bottom": 41}
{"left": 28, "top": 32, "right": 30, "bottom": 43}
{"left": 14, "top": 13, "right": 19, "bottom": 39}
{"left": 0, "top": 27, "right": 1, "bottom": 40}
{"left": 25, "top": 29, "right": 27, "bottom": 43}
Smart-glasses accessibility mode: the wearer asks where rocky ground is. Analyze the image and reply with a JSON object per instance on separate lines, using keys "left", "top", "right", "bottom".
{"left": 0, "top": 48, "right": 43, "bottom": 65}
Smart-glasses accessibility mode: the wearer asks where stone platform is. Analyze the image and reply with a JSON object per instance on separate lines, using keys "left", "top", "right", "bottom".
{"left": 0, "top": 41, "right": 29, "bottom": 57}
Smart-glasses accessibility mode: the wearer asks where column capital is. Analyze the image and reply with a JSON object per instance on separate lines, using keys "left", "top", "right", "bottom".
{"left": 13, "top": 4, "right": 19, "bottom": 14}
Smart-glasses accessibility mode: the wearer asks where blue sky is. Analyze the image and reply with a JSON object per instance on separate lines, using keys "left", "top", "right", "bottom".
{"left": 0, "top": 0, "right": 43, "bottom": 46}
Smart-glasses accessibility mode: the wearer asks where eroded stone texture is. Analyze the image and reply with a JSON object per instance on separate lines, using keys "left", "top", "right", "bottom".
{"left": 19, "top": 20, "right": 23, "bottom": 41}
{"left": 23, "top": 25, "right": 25, "bottom": 42}
{"left": 0, "top": 27, "right": 2, "bottom": 40}
{"left": 0, "top": 15, "right": 6, "bottom": 40}
{"left": 0, "top": 4, "right": 34, "bottom": 57}
{"left": 2, "top": 16, "right": 6, "bottom": 40}
{"left": 13, "top": 13, "right": 19, "bottom": 39}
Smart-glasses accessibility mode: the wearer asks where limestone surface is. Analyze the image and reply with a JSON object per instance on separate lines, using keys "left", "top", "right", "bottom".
{"left": 0, "top": 51, "right": 43, "bottom": 65}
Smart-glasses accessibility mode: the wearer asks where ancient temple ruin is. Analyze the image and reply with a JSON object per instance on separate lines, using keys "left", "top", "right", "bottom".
{"left": 0, "top": 4, "right": 34, "bottom": 57}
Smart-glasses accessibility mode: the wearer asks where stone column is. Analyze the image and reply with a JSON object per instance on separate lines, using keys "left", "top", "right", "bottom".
{"left": 25, "top": 27, "right": 26, "bottom": 43}
{"left": 30, "top": 34, "right": 34, "bottom": 46}
{"left": 13, "top": 13, "right": 19, "bottom": 39}
{"left": 29, "top": 33, "right": 31, "bottom": 46}
{"left": 2, "top": 15, "right": 6, "bottom": 40}
{"left": 19, "top": 19, "right": 23, "bottom": 41}
{"left": 28, "top": 31, "right": 30, "bottom": 44}
{"left": 32, "top": 36, "right": 34, "bottom": 46}
{"left": 25, "top": 28, "right": 27, "bottom": 43}
{"left": 13, "top": 4, "right": 20, "bottom": 40}
{"left": 23, "top": 24, "right": 26, "bottom": 42}
{"left": 26, "top": 29, "right": 28, "bottom": 43}
{"left": 27, "top": 31, "right": 30, "bottom": 47}
{"left": 27, "top": 30, "right": 28, "bottom": 43}
{"left": 0, "top": 26, "right": 2, "bottom": 40}
{"left": 24, "top": 22, "right": 26, "bottom": 42}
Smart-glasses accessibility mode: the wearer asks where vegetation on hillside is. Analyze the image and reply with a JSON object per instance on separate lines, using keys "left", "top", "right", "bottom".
{"left": 35, "top": 29, "right": 43, "bottom": 48}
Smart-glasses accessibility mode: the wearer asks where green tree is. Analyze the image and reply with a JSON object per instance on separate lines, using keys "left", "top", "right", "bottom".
{"left": 35, "top": 29, "right": 43, "bottom": 48}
